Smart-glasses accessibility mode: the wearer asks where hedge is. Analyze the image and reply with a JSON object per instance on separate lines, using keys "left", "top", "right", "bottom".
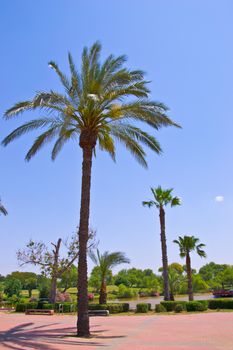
{"left": 160, "top": 301, "right": 187, "bottom": 312}
{"left": 155, "top": 304, "right": 166, "bottom": 313}
{"left": 15, "top": 303, "right": 38, "bottom": 312}
{"left": 88, "top": 303, "right": 129, "bottom": 313}
{"left": 208, "top": 299, "right": 233, "bottom": 309}
{"left": 136, "top": 303, "right": 149, "bottom": 313}
{"left": 186, "top": 301, "right": 208, "bottom": 312}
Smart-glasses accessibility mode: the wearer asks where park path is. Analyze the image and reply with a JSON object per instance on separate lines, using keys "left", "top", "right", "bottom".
{"left": 0, "top": 312, "right": 233, "bottom": 349}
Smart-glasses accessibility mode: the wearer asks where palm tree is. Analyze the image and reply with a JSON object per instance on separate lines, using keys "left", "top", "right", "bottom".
{"left": 173, "top": 235, "right": 206, "bottom": 301}
{"left": 142, "top": 187, "right": 181, "bottom": 300}
{"left": 0, "top": 199, "right": 8, "bottom": 216}
{"left": 89, "top": 249, "right": 130, "bottom": 304}
{"left": 2, "top": 42, "right": 179, "bottom": 336}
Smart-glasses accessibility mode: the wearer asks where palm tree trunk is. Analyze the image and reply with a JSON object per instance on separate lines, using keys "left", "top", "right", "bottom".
{"left": 186, "top": 253, "right": 194, "bottom": 301}
{"left": 77, "top": 138, "right": 94, "bottom": 337}
{"left": 159, "top": 206, "right": 170, "bottom": 301}
{"left": 99, "top": 279, "right": 107, "bottom": 304}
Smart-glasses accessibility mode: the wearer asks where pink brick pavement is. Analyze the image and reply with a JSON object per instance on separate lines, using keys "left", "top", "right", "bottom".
{"left": 0, "top": 312, "right": 233, "bottom": 349}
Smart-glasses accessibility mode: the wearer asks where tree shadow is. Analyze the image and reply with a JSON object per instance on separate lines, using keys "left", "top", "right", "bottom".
{"left": 0, "top": 322, "right": 106, "bottom": 349}
{"left": 0, "top": 322, "right": 126, "bottom": 349}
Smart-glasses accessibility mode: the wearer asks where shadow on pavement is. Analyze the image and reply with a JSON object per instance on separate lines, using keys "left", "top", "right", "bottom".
{"left": 0, "top": 322, "right": 126, "bottom": 349}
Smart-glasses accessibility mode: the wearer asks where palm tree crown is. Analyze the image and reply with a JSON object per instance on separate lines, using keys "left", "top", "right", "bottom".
{"left": 173, "top": 236, "right": 206, "bottom": 258}
{"left": 0, "top": 200, "right": 8, "bottom": 216}
{"left": 89, "top": 249, "right": 130, "bottom": 274}
{"left": 2, "top": 42, "right": 180, "bottom": 165}
{"left": 142, "top": 186, "right": 181, "bottom": 209}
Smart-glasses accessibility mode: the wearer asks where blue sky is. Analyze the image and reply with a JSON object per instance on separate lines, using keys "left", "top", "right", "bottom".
{"left": 1, "top": 0, "right": 233, "bottom": 275}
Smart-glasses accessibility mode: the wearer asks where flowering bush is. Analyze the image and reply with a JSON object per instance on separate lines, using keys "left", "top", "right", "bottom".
{"left": 56, "top": 292, "right": 72, "bottom": 302}
{"left": 88, "top": 293, "right": 94, "bottom": 301}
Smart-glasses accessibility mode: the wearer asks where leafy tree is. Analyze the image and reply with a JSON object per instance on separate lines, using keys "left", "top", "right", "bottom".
{"left": 6, "top": 271, "right": 37, "bottom": 297}
{"left": 2, "top": 43, "right": 179, "bottom": 336}
{"left": 0, "top": 199, "right": 7, "bottom": 216}
{"left": 89, "top": 249, "right": 130, "bottom": 304}
{"left": 59, "top": 264, "right": 78, "bottom": 292}
{"left": 17, "top": 235, "right": 82, "bottom": 303}
{"left": 0, "top": 274, "right": 5, "bottom": 282}
{"left": 143, "top": 186, "right": 181, "bottom": 300}
{"left": 192, "top": 274, "right": 209, "bottom": 293}
{"left": 173, "top": 235, "right": 206, "bottom": 301}
{"left": 4, "top": 279, "right": 22, "bottom": 297}
{"left": 217, "top": 266, "right": 233, "bottom": 289}
{"left": 199, "top": 262, "right": 228, "bottom": 289}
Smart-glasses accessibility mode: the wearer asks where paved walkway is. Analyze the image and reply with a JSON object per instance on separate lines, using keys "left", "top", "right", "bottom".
{"left": 0, "top": 312, "right": 232, "bottom": 349}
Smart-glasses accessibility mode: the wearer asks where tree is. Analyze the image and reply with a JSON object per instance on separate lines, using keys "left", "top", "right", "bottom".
{"left": 4, "top": 279, "right": 22, "bottom": 297}
{"left": 6, "top": 271, "right": 37, "bottom": 297}
{"left": 17, "top": 235, "right": 82, "bottom": 303}
{"left": 89, "top": 249, "right": 130, "bottom": 304}
{"left": 173, "top": 235, "right": 206, "bottom": 301}
{"left": 143, "top": 186, "right": 181, "bottom": 300}
{"left": 159, "top": 263, "right": 184, "bottom": 300}
{"left": 89, "top": 266, "right": 112, "bottom": 292}
{"left": 0, "top": 199, "right": 7, "bottom": 216}
{"left": 59, "top": 264, "right": 78, "bottom": 292}
{"left": 2, "top": 42, "right": 179, "bottom": 336}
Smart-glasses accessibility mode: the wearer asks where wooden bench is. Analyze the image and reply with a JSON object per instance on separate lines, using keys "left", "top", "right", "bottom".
{"left": 88, "top": 310, "right": 109, "bottom": 316}
{"left": 25, "top": 309, "right": 54, "bottom": 315}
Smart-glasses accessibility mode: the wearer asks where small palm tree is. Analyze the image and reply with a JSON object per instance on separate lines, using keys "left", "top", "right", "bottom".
{"left": 89, "top": 249, "right": 130, "bottom": 304}
{"left": 0, "top": 199, "right": 8, "bottom": 216}
{"left": 2, "top": 43, "right": 179, "bottom": 336}
{"left": 173, "top": 235, "right": 206, "bottom": 301}
{"left": 143, "top": 186, "right": 181, "bottom": 300}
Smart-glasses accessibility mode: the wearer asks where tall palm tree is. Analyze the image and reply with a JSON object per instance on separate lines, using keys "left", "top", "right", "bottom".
{"left": 0, "top": 199, "right": 8, "bottom": 216}
{"left": 2, "top": 42, "right": 179, "bottom": 336}
{"left": 173, "top": 235, "right": 206, "bottom": 301}
{"left": 143, "top": 187, "right": 181, "bottom": 300}
{"left": 89, "top": 249, "right": 130, "bottom": 304}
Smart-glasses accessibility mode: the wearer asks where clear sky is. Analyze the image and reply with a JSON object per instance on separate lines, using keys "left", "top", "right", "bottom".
{"left": 1, "top": 0, "right": 233, "bottom": 276}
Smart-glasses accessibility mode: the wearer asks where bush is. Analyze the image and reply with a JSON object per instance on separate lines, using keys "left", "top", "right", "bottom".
{"left": 136, "top": 303, "right": 148, "bottom": 313}
{"left": 55, "top": 302, "right": 76, "bottom": 313}
{"left": 174, "top": 304, "right": 184, "bottom": 313}
{"left": 186, "top": 301, "right": 207, "bottom": 312}
{"left": 160, "top": 301, "right": 187, "bottom": 312}
{"left": 15, "top": 303, "right": 38, "bottom": 312}
{"left": 88, "top": 303, "right": 108, "bottom": 310}
{"left": 107, "top": 303, "right": 123, "bottom": 313}
{"left": 88, "top": 303, "right": 128, "bottom": 313}
{"left": 147, "top": 303, "right": 152, "bottom": 311}
{"left": 117, "top": 284, "right": 138, "bottom": 298}
{"left": 208, "top": 299, "right": 233, "bottom": 310}
{"left": 122, "top": 303, "right": 130, "bottom": 312}
{"left": 42, "top": 303, "right": 54, "bottom": 310}
{"left": 155, "top": 304, "right": 166, "bottom": 313}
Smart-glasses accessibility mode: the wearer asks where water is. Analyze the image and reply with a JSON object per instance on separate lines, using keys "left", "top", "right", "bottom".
{"left": 110, "top": 293, "right": 213, "bottom": 309}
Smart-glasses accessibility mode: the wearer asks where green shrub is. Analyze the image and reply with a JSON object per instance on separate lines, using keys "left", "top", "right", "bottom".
{"left": 186, "top": 301, "right": 207, "bottom": 312}
{"left": 208, "top": 299, "right": 233, "bottom": 310}
{"left": 42, "top": 303, "right": 54, "bottom": 310}
{"left": 107, "top": 303, "right": 123, "bottom": 313}
{"left": 54, "top": 302, "right": 76, "bottom": 313}
{"left": 15, "top": 303, "right": 38, "bottom": 312}
{"left": 136, "top": 303, "right": 148, "bottom": 313}
{"left": 122, "top": 303, "right": 130, "bottom": 312}
{"left": 88, "top": 303, "right": 108, "bottom": 310}
{"left": 174, "top": 304, "right": 184, "bottom": 313}
{"left": 88, "top": 303, "right": 128, "bottom": 313}
{"left": 147, "top": 303, "right": 152, "bottom": 311}
{"left": 160, "top": 301, "right": 187, "bottom": 312}
{"left": 155, "top": 304, "right": 166, "bottom": 313}
{"left": 117, "top": 284, "right": 138, "bottom": 298}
